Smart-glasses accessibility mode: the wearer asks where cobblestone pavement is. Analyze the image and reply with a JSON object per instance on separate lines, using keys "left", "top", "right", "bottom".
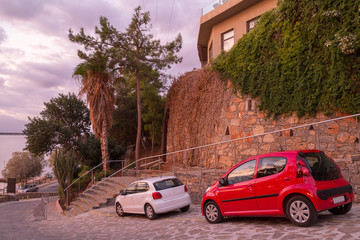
{"left": 1, "top": 200, "right": 360, "bottom": 240}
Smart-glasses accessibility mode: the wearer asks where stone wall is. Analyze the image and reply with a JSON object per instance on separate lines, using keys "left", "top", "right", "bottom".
{"left": 166, "top": 68, "right": 360, "bottom": 202}
{"left": 176, "top": 170, "right": 226, "bottom": 204}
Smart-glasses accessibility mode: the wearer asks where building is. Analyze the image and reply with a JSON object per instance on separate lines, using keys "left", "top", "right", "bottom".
{"left": 197, "top": 0, "right": 277, "bottom": 65}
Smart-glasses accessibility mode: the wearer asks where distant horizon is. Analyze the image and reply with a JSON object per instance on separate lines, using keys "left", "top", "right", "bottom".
{"left": 0, "top": 132, "right": 24, "bottom": 135}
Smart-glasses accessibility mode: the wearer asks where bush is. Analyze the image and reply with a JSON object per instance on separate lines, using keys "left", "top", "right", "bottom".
{"left": 94, "top": 169, "right": 114, "bottom": 181}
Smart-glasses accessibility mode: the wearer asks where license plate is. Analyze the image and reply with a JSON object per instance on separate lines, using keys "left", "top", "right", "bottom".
{"left": 333, "top": 196, "right": 345, "bottom": 204}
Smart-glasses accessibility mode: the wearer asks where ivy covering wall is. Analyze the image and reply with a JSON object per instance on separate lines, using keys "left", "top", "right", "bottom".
{"left": 213, "top": 0, "right": 360, "bottom": 118}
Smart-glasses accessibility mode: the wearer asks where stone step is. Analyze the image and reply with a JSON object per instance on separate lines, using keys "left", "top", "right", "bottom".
{"left": 72, "top": 200, "right": 92, "bottom": 212}
{"left": 65, "top": 176, "right": 141, "bottom": 217}
{"left": 80, "top": 192, "right": 107, "bottom": 206}
{"left": 93, "top": 184, "right": 118, "bottom": 197}
{"left": 77, "top": 196, "right": 101, "bottom": 209}
{"left": 84, "top": 190, "right": 109, "bottom": 204}
{"left": 100, "top": 180, "right": 123, "bottom": 190}
{"left": 107, "top": 176, "right": 136, "bottom": 186}
{"left": 67, "top": 204, "right": 85, "bottom": 217}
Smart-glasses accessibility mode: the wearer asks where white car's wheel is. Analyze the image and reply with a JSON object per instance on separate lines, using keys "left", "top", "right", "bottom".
{"left": 145, "top": 204, "right": 158, "bottom": 220}
{"left": 116, "top": 202, "right": 125, "bottom": 217}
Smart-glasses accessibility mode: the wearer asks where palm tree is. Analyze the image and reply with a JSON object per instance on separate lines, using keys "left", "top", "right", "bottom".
{"left": 73, "top": 55, "right": 115, "bottom": 172}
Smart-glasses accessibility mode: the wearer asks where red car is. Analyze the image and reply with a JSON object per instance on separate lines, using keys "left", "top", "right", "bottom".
{"left": 201, "top": 150, "right": 353, "bottom": 227}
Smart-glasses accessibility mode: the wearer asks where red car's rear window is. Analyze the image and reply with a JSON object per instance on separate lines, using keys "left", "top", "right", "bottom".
{"left": 300, "top": 151, "right": 342, "bottom": 181}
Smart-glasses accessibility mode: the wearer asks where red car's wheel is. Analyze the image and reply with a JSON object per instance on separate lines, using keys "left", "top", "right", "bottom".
{"left": 286, "top": 196, "right": 317, "bottom": 227}
{"left": 204, "top": 201, "right": 223, "bottom": 224}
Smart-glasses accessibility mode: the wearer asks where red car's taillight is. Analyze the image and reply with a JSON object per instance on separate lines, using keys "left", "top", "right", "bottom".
{"left": 297, "top": 159, "right": 311, "bottom": 178}
{"left": 184, "top": 185, "right": 188, "bottom": 192}
{"left": 152, "top": 192, "right": 162, "bottom": 200}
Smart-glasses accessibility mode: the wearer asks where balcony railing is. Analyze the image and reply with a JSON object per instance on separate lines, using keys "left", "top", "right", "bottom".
{"left": 202, "top": 0, "right": 229, "bottom": 15}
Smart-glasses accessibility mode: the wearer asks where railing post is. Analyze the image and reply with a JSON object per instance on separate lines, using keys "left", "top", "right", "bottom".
{"left": 200, "top": 148, "right": 203, "bottom": 181}
{"left": 284, "top": 132, "right": 287, "bottom": 151}
{"left": 317, "top": 126, "right": 321, "bottom": 149}
{"left": 234, "top": 142, "right": 237, "bottom": 166}
{"left": 185, "top": 151, "right": 188, "bottom": 185}
{"left": 78, "top": 180, "right": 80, "bottom": 194}
{"left": 145, "top": 159, "right": 147, "bottom": 179}
{"left": 66, "top": 189, "right": 69, "bottom": 207}
{"left": 257, "top": 137, "right": 260, "bottom": 154}
{"left": 215, "top": 145, "right": 217, "bottom": 176}
{"left": 357, "top": 117, "right": 360, "bottom": 152}
{"left": 91, "top": 170, "right": 94, "bottom": 184}
{"left": 173, "top": 155, "right": 175, "bottom": 176}
{"left": 158, "top": 157, "right": 161, "bottom": 177}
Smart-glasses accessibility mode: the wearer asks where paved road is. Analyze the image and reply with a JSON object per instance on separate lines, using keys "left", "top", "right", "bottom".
{"left": 38, "top": 181, "right": 58, "bottom": 193}
{"left": 1, "top": 200, "right": 360, "bottom": 240}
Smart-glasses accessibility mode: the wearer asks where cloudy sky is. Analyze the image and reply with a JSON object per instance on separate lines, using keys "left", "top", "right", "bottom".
{"left": 0, "top": 0, "right": 211, "bottom": 132}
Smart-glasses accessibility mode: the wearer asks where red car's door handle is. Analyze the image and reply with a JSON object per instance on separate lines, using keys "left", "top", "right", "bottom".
{"left": 248, "top": 184, "right": 253, "bottom": 190}
{"left": 284, "top": 178, "right": 291, "bottom": 182}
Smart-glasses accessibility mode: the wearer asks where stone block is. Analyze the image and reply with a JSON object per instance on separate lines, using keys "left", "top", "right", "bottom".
{"left": 263, "top": 134, "right": 275, "bottom": 143}
{"left": 350, "top": 175, "right": 360, "bottom": 185}
{"left": 308, "top": 143, "right": 316, "bottom": 149}
{"left": 319, "top": 135, "right": 333, "bottom": 143}
{"left": 229, "top": 104, "right": 237, "bottom": 112}
{"left": 337, "top": 132, "right": 351, "bottom": 143}
{"left": 327, "top": 123, "right": 339, "bottom": 134}
{"left": 231, "top": 119, "right": 240, "bottom": 126}
{"left": 253, "top": 125, "right": 264, "bottom": 135}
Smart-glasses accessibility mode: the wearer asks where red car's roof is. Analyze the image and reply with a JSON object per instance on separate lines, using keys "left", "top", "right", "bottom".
{"left": 254, "top": 149, "right": 321, "bottom": 158}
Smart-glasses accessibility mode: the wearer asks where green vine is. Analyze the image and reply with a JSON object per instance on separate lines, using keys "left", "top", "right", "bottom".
{"left": 213, "top": 0, "right": 360, "bottom": 118}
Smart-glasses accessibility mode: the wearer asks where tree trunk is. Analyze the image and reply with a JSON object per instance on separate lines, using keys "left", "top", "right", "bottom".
{"left": 101, "top": 119, "right": 110, "bottom": 172}
{"left": 135, "top": 70, "right": 142, "bottom": 170}
{"left": 151, "top": 106, "right": 155, "bottom": 156}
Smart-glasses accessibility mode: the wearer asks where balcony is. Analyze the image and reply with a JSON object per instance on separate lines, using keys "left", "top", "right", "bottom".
{"left": 202, "top": 0, "right": 230, "bottom": 15}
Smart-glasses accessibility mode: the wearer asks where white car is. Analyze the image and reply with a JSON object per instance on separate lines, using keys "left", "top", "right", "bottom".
{"left": 115, "top": 176, "right": 191, "bottom": 219}
{"left": 19, "top": 184, "right": 38, "bottom": 193}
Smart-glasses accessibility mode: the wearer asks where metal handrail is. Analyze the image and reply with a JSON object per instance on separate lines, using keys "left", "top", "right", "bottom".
{"left": 65, "top": 113, "right": 360, "bottom": 205}
{"left": 64, "top": 160, "right": 125, "bottom": 192}
{"left": 90, "top": 113, "right": 360, "bottom": 182}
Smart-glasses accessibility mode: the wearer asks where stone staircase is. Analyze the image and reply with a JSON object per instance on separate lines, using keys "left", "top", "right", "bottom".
{"left": 64, "top": 176, "right": 136, "bottom": 217}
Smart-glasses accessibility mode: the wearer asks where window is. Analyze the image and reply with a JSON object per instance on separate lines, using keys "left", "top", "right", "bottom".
{"left": 125, "top": 183, "right": 137, "bottom": 194}
{"left": 154, "top": 178, "right": 183, "bottom": 191}
{"left": 227, "top": 159, "right": 256, "bottom": 184}
{"left": 257, "top": 157, "right": 287, "bottom": 178}
{"left": 209, "top": 41, "right": 213, "bottom": 59}
{"left": 247, "top": 16, "right": 260, "bottom": 32}
{"left": 136, "top": 182, "right": 149, "bottom": 193}
{"left": 221, "top": 29, "right": 234, "bottom": 52}
{"left": 301, "top": 151, "right": 341, "bottom": 181}
{"left": 248, "top": 100, "right": 252, "bottom": 111}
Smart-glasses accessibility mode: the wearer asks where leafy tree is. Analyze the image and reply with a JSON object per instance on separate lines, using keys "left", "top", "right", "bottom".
{"left": 111, "top": 71, "right": 165, "bottom": 154}
{"left": 69, "top": 6, "right": 182, "bottom": 169}
{"left": 2, "top": 152, "right": 45, "bottom": 186}
{"left": 111, "top": 79, "right": 138, "bottom": 146}
{"left": 142, "top": 85, "right": 165, "bottom": 154}
{"left": 23, "top": 93, "right": 90, "bottom": 156}
{"left": 119, "top": 7, "right": 182, "bottom": 168}
{"left": 77, "top": 134, "right": 125, "bottom": 167}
